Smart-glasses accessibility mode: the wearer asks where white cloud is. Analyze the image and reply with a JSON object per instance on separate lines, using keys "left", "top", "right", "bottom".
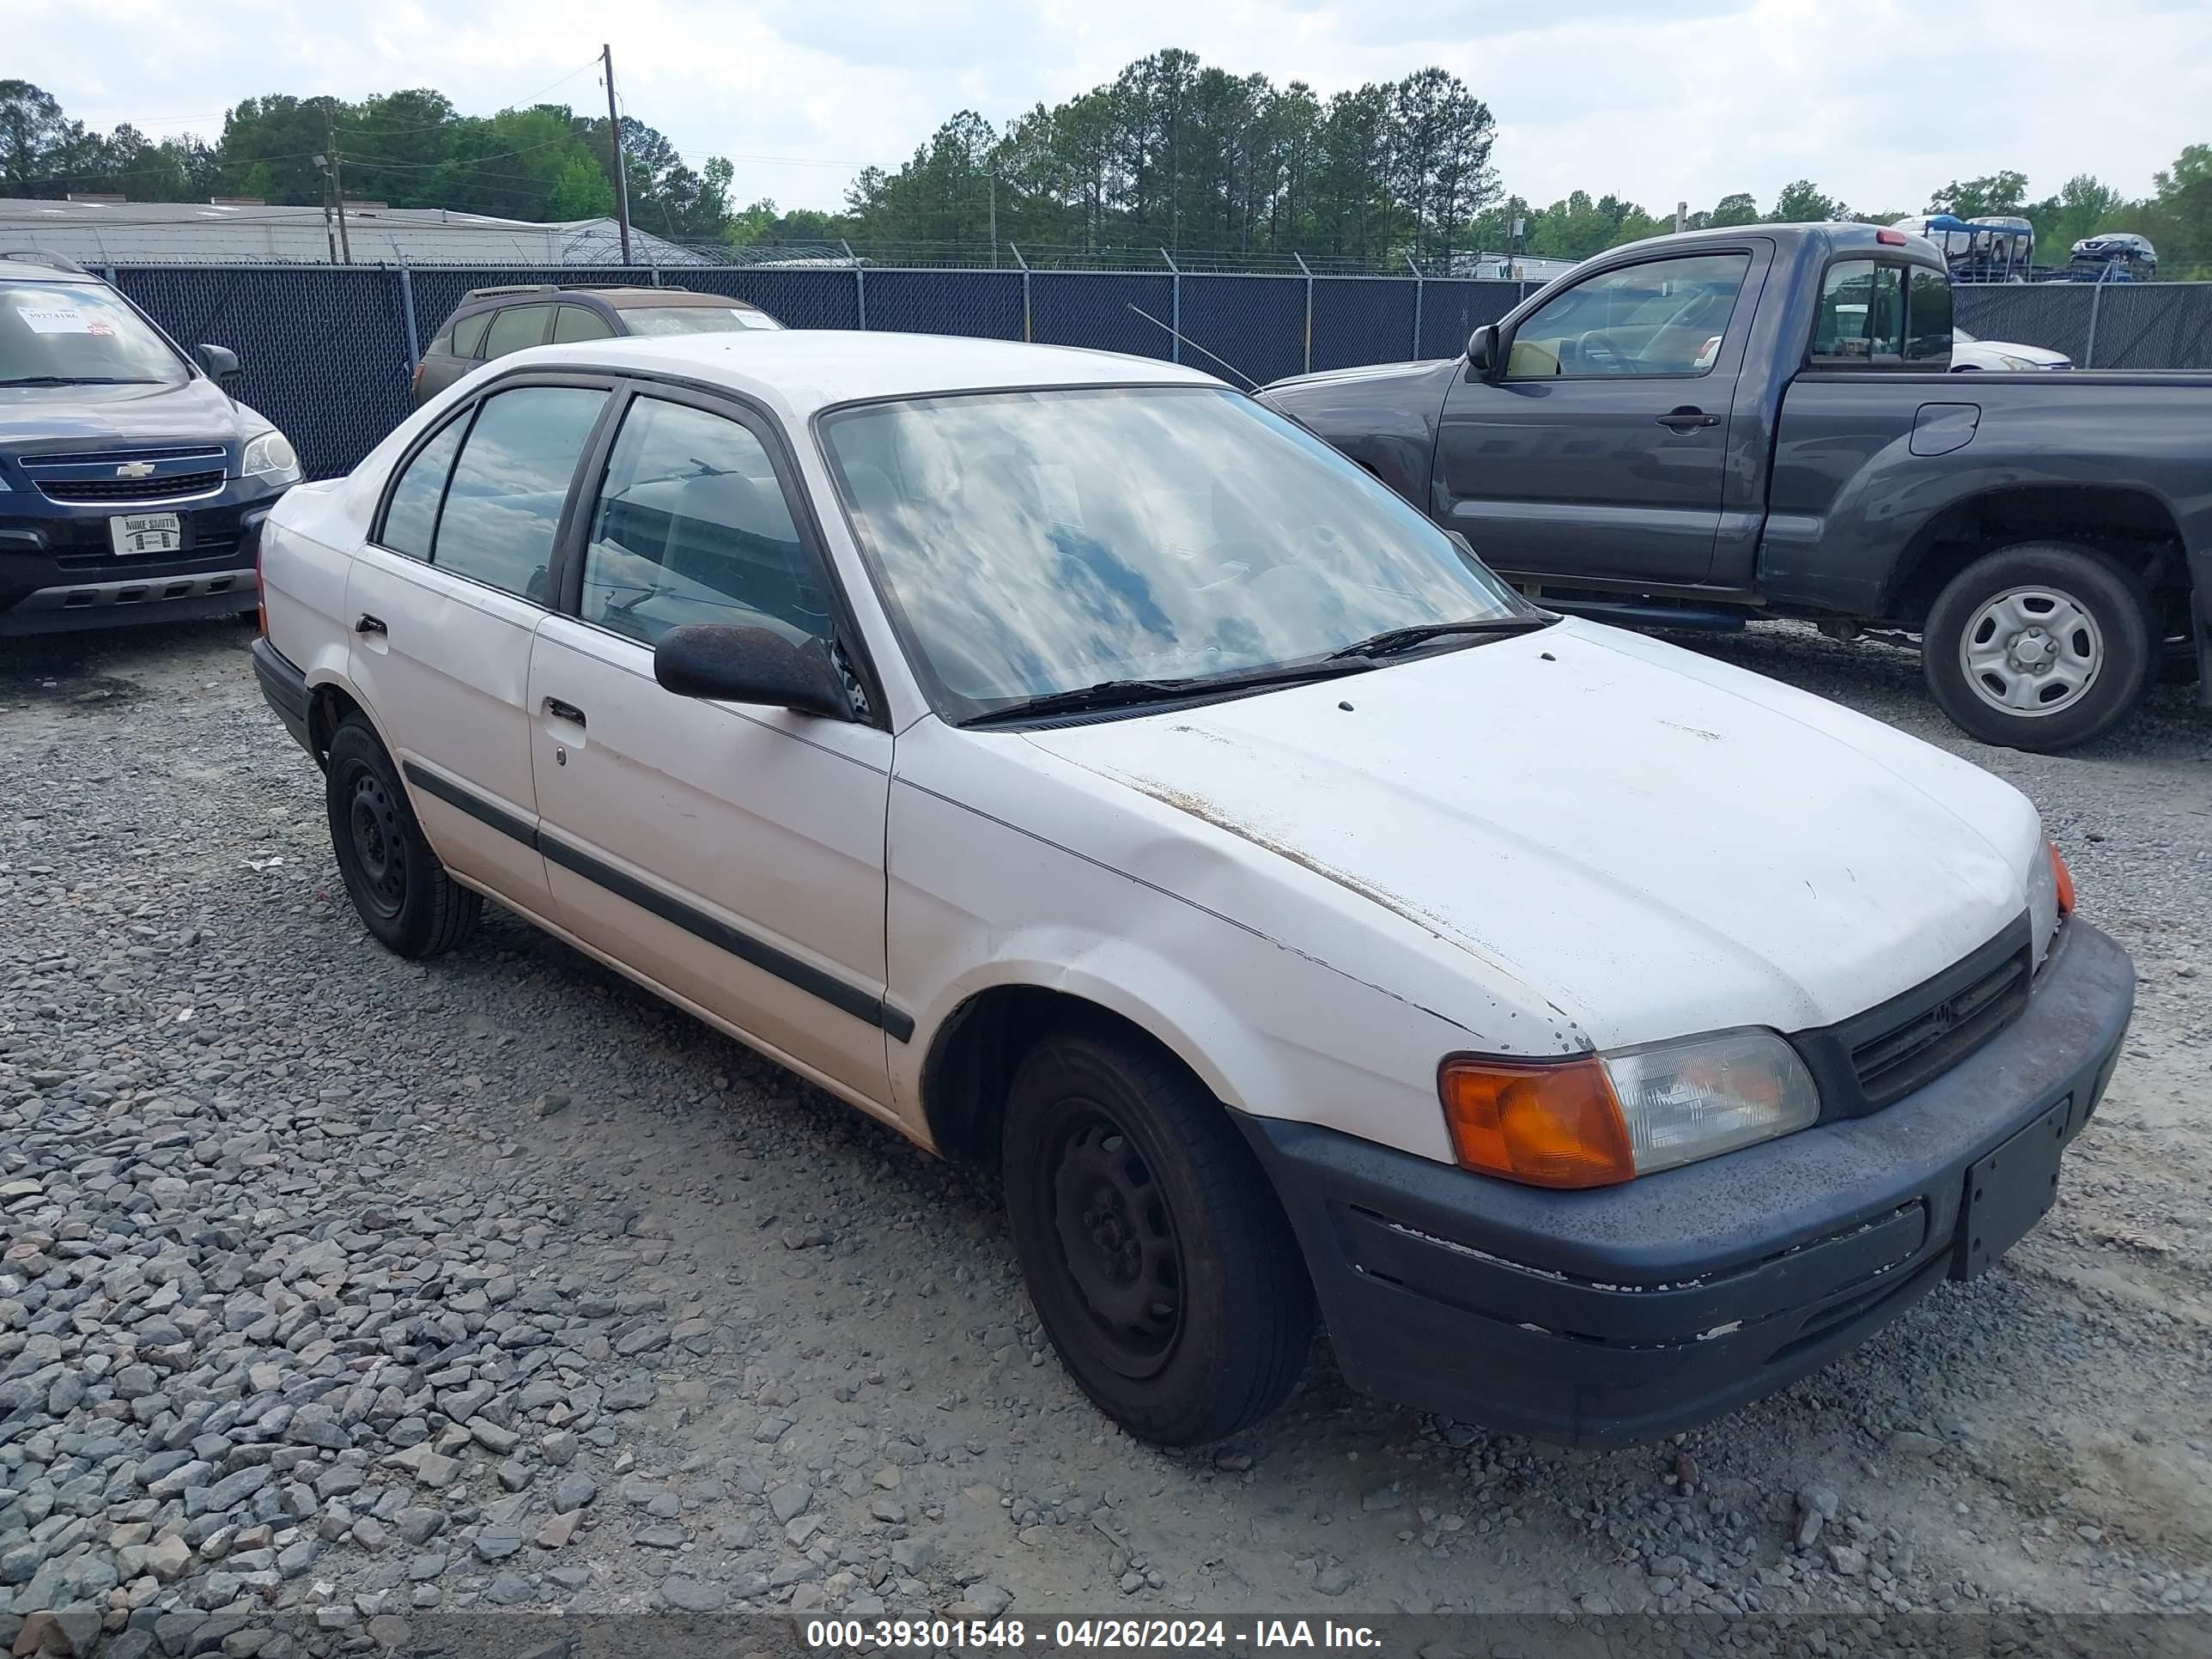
{"left": 18, "top": 0, "right": 2211, "bottom": 218}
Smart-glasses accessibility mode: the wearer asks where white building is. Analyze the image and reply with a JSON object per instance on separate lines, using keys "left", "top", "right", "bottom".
{"left": 0, "top": 198, "right": 718, "bottom": 267}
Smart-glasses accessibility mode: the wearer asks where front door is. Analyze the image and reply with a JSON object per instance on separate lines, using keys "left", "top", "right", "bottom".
{"left": 527, "top": 386, "right": 896, "bottom": 1106}
{"left": 1436, "top": 247, "right": 1764, "bottom": 586}
{"left": 346, "top": 380, "right": 611, "bottom": 908}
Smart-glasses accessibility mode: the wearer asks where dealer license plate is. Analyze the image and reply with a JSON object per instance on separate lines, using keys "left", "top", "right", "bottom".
{"left": 111, "top": 513, "right": 183, "bottom": 556}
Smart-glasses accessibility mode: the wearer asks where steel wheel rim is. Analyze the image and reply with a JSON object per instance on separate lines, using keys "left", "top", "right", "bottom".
{"left": 345, "top": 766, "right": 407, "bottom": 919}
{"left": 1959, "top": 584, "right": 2104, "bottom": 718}
{"left": 1042, "top": 1105, "right": 1185, "bottom": 1381}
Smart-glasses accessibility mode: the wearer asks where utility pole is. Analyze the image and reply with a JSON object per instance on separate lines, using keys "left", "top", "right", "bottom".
{"left": 324, "top": 106, "right": 353, "bottom": 265}
{"left": 602, "top": 44, "right": 633, "bottom": 264}
{"left": 988, "top": 174, "right": 998, "bottom": 269}
{"left": 1674, "top": 200, "right": 1688, "bottom": 234}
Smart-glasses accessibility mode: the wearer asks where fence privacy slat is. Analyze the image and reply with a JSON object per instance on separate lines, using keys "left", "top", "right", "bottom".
{"left": 104, "top": 264, "right": 2212, "bottom": 481}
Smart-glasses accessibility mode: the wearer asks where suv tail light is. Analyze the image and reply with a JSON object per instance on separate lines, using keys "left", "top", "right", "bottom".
{"left": 410, "top": 362, "right": 425, "bottom": 397}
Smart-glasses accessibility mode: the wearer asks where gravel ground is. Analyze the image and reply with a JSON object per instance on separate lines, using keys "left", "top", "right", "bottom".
{"left": 0, "top": 618, "right": 2207, "bottom": 1655}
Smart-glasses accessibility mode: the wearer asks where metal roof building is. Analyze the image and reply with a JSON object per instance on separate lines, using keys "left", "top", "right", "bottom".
{"left": 0, "top": 198, "right": 715, "bottom": 266}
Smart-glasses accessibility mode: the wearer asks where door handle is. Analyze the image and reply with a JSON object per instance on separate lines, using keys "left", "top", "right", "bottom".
{"left": 355, "top": 613, "right": 387, "bottom": 635}
{"left": 1656, "top": 408, "right": 1721, "bottom": 429}
{"left": 544, "top": 697, "right": 586, "bottom": 729}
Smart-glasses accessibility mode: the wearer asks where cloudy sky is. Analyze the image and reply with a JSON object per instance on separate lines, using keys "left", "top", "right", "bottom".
{"left": 21, "top": 0, "right": 2212, "bottom": 218}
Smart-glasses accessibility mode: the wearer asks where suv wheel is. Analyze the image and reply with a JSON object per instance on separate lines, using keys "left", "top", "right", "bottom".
{"left": 325, "top": 715, "right": 482, "bottom": 957}
{"left": 1003, "top": 1029, "right": 1315, "bottom": 1445}
{"left": 1923, "top": 541, "right": 2154, "bottom": 751}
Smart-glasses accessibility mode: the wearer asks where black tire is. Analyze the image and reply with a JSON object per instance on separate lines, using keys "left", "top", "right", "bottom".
{"left": 325, "top": 715, "right": 482, "bottom": 958}
{"left": 1922, "top": 541, "right": 2154, "bottom": 751}
{"left": 1002, "top": 1028, "right": 1315, "bottom": 1445}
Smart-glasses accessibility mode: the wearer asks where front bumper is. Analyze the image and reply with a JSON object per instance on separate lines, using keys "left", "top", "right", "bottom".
{"left": 0, "top": 483, "right": 283, "bottom": 636}
{"left": 1239, "top": 918, "right": 2135, "bottom": 1448}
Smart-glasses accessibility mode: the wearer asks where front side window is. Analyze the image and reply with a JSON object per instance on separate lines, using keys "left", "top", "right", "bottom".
{"left": 618, "top": 306, "right": 783, "bottom": 337}
{"left": 0, "top": 280, "right": 187, "bottom": 386}
{"left": 432, "top": 386, "right": 605, "bottom": 600}
{"left": 580, "top": 396, "right": 828, "bottom": 647}
{"left": 822, "top": 386, "right": 1525, "bottom": 722}
{"left": 482, "top": 306, "right": 551, "bottom": 360}
{"left": 1505, "top": 253, "right": 1751, "bottom": 379}
{"left": 379, "top": 417, "right": 465, "bottom": 561}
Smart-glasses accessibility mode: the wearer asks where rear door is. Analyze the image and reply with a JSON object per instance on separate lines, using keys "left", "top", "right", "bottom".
{"left": 1435, "top": 246, "right": 1768, "bottom": 586}
{"left": 346, "top": 377, "right": 612, "bottom": 911}
{"left": 526, "top": 383, "right": 896, "bottom": 1105}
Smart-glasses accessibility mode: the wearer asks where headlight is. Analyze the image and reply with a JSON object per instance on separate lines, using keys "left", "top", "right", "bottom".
{"left": 1996, "top": 354, "right": 2042, "bottom": 372}
{"left": 240, "top": 429, "right": 301, "bottom": 484}
{"left": 1440, "top": 1030, "right": 1820, "bottom": 1188}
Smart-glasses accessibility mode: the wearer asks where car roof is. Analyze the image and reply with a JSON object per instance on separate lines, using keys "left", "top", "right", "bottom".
{"left": 495, "top": 329, "right": 1219, "bottom": 421}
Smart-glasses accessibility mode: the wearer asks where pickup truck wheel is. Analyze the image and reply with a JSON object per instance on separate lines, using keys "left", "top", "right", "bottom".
{"left": 1003, "top": 1030, "right": 1315, "bottom": 1445}
{"left": 1923, "top": 543, "right": 2153, "bottom": 750}
{"left": 325, "top": 716, "right": 482, "bottom": 958}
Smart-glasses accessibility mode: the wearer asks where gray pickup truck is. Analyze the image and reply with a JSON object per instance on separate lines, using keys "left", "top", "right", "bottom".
{"left": 1261, "top": 223, "right": 2211, "bottom": 750}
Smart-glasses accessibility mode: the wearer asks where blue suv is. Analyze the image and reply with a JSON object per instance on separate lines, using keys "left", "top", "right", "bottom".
{"left": 0, "top": 252, "right": 301, "bottom": 638}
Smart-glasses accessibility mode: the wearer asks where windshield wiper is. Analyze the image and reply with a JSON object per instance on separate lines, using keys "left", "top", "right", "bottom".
{"left": 0, "top": 375, "right": 161, "bottom": 387}
{"left": 1327, "top": 614, "right": 1558, "bottom": 661}
{"left": 965, "top": 659, "right": 1373, "bottom": 726}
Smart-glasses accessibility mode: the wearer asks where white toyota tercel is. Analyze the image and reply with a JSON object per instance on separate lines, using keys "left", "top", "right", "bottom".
{"left": 252, "top": 331, "right": 2135, "bottom": 1448}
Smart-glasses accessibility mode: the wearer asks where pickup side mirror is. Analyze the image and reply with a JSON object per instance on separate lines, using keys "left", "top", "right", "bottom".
{"left": 653, "top": 623, "right": 854, "bottom": 720}
{"left": 1464, "top": 325, "right": 1500, "bottom": 383}
{"left": 195, "top": 343, "right": 241, "bottom": 386}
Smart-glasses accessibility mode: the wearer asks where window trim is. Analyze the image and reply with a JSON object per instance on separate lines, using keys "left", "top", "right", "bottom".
{"left": 368, "top": 372, "right": 622, "bottom": 610}
{"left": 1500, "top": 248, "right": 1758, "bottom": 383}
{"left": 548, "top": 371, "right": 893, "bottom": 730}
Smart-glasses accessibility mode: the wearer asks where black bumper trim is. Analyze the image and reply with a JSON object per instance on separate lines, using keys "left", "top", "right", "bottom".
{"left": 1238, "top": 919, "right": 2135, "bottom": 1447}
{"left": 249, "top": 636, "right": 315, "bottom": 758}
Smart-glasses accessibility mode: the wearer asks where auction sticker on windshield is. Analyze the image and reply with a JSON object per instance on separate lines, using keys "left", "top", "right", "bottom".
{"left": 18, "top": 307, "right": 95, "bottom": 334}
{"left": 111, "top": 513, "right": 182, "bottom": 555}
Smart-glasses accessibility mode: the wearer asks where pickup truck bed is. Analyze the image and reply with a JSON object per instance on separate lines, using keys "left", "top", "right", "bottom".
{"left": 1263, "top": 223, "right": 2211, "bottom": 751}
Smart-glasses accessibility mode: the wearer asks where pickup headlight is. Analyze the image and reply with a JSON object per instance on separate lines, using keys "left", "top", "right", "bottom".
{"left": 240, "top": 429, "right": 301, "bottom": 484}
{"left": 1440, "top": 1029, "right": 1820, "bottom": 1188}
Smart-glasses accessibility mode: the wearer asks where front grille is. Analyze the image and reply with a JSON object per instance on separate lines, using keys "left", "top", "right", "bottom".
{"left": 40, "top": 470, "right": 225, "bottom": 503}
{"left": 55, "top": 536, "right": 240, "bottom": 573}
{"left": 22, "top": 445, "right": 225, "bottom": 470}
{"left": 1849, "top": 949, "right": 2030, "bottom": 1108}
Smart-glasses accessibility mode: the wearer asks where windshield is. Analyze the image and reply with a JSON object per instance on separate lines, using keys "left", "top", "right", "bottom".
{"left": 618, "top": 306, "right": 782, "bottom": 337}
{"left": 0, "top": 281, "right": 186, "bottom": 385}
{"left": 820, "top": 386, "right": 1528, "bottom": 721}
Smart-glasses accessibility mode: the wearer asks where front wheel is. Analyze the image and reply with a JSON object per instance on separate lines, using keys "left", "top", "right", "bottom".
{"left": 1922, "top": 541, "right": 2154, "bottom": 751}
{"left": 1003, "top": 1030, "right": 1315, "bottom": 1445}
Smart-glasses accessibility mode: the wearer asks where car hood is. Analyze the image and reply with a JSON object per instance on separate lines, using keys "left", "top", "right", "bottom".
{"left": 1262, "top": 358, "right": 1454, "bottom": 394}
{"left": 1957, "top": 338, "right": 2071, "bottom": 368}
{"left": 1021, "top": 619, "right": 2038, "bottom": 1049}
{"left": 0, "top": 376, "right": 247, "bottom": 454}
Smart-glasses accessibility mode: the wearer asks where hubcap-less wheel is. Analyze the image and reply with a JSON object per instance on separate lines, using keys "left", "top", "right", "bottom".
{"left": 1046, "top": 1109, "right": 1184, "bottom": 1380}
{"left": 345, "top": 766, "right": 408, "bottom": 919}
{"left": 1960, "top": 585, "right": 2105, "bottom": 716}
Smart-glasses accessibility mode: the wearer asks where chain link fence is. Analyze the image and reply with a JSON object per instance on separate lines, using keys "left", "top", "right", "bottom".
{"left": 96, "top": 260, "right": 2212, "bottom": 481}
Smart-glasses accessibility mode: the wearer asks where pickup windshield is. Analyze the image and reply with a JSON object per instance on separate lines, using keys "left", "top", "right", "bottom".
{"left": 0, "top": 281, "right": 186, "bottom": 386}
{"left": 820, "top": 386, "right": 1528, "bottom": 721}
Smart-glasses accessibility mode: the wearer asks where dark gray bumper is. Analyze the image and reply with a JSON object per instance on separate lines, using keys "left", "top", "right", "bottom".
{"left": 1238, "top": 918, "right": 2136, "bottom": 1448}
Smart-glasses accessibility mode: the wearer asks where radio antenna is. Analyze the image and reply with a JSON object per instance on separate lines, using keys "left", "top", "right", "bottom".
{"left": 1124, "top": 305, "right": 1264, "bottom": 392}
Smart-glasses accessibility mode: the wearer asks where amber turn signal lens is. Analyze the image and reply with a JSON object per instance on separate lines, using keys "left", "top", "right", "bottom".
{"left": 1438, "top": 1056, "right": 1638, "bottom": 1188}
{"left": 2048, "top": 842, "right": 2075, "bottom": 916}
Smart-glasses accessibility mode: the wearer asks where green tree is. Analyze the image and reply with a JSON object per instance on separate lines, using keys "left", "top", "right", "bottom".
{"left": 548, "top": 154, "right": 615, "bottom": 219}
{"left": 1706, "top": 191, "right": 1760, "bottom": 227}
{"left": 1771, "top": 179, "right": 1840, "bottom": 222}
{"left": 1926, "top": 170, "right": 2028, "bottom": 219}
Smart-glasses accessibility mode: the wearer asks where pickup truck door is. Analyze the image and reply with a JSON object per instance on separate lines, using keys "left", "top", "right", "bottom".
{"left": 1435, "top": 246, "right": 1769, "bottom": 586}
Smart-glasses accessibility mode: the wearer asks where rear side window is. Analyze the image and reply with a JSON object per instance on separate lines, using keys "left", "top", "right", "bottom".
{"left": 452, "top": 311, "right": 493, "bottom": 359}
{"left": 482, "top": 306, "right": 550, "bottom": 360}
{"left": 1811, "top": 262, "right": 1907, "bottom": 367}
{"left": 423, "top": 326, "right": 454, "bottom": 358}
{"left": 379, "top": 417, "right": 466, "bottom": 561}
{"left": 1905, "top": 269, "right": 1954, "bottom": 364}
{"left": 431, "top": 386, "right": 606, "bottom": 600}
{"left": 551, "top": 304, "right": 617, "bottom": 343}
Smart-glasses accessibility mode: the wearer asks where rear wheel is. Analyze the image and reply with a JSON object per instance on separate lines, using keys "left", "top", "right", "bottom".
{"left": 1922, "top": 541, "right": 2154, "bottom": 751}
{"left": 325, "top": 716, "right": 481, "bottom": 958}
{"left": 1002, "top": 1029, "right": 1314, "bottom": 1445}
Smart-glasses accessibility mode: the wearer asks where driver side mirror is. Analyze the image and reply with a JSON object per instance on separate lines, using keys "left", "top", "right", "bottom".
{"left": 653, "top": 623, "right": 854, "bottom": 720}
{"left": 195, "top": 343, "right": 241, "bottom": 386}
{"left": 1465, "top": 325, "right": 1501, "bottom": 383}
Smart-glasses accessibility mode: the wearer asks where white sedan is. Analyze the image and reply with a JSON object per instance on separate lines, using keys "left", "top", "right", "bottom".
{"left": 1952, "top": 327, "right": 2071, "bottom": 370}
{"left": 252, "top": 330, "right": 2133, "bottom": 1448}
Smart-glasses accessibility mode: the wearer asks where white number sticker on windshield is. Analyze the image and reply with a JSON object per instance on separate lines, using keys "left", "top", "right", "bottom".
{"left": 18, "top": 307, "right": 95, "bottom": 334}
